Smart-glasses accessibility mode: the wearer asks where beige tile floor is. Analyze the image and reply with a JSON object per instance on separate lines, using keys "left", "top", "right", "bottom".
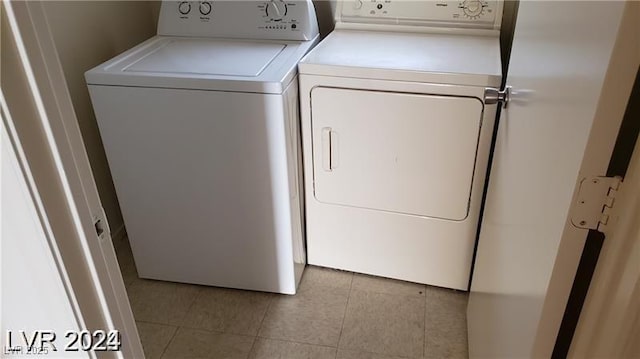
{"left": 114, "top": 237, "right": 469, "bottom": 359}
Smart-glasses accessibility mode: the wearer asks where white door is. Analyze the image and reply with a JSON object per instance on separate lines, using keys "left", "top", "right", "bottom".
{"left": 468, "top": 1, "right": 636, "bottom": 358}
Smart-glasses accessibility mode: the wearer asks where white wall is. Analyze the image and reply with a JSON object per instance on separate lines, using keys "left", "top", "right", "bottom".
{"left": 42, "top": 1, "right": 158, "bottom": 237}
{"left": 312, "top": 0, "right": 337, "bottom": 37}
{"left": 500, "top": 0, "right": 519, "bottom": 75}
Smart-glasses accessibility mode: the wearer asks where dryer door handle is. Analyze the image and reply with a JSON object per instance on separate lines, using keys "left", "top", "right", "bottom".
{"left": 321, "top": 127, "right": 338, "bottom": 171}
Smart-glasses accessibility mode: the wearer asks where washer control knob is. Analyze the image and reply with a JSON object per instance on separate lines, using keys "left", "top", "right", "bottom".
{"left": 265, "top": 0, "right": 287, "bottom": 20}
{"left": 199, "top": 1, "right": 212, "bottom": 15}
{"left": 178, "top": 1, "right": 191, "bottom": 14}
{"left": 353, "top": 0, "right": 363, "bottom": 9}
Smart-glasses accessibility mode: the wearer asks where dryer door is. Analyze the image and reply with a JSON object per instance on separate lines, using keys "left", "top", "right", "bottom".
{"left": 311, "top": 87, "right": 483, "bottom": 221}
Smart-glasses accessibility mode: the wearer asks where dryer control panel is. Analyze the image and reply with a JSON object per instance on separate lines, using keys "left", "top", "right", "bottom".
{"left": 338, "top": 0, "right": 503, "bottom": 32}
{"left": 158, "top": 0, "right": 319, "bottom": 41}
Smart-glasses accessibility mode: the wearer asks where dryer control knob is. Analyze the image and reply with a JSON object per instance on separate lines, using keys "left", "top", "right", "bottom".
{"left": 178, "top": 1, "right": 191, "bottom": 15}
{"left": 266, "top": 0, "right": 288, "bottom": 21}
{"left": 199, "top": 1, "right": 212, "bottom": 15}
{"left": 462, "top": 0, "right": 485, "bottom": 19}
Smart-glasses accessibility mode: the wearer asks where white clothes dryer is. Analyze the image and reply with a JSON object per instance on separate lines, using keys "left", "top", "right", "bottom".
{"left": 86, "top": 1, "right": 319, "bottom": 294}
{"left": 299, "top": 0, "right": 503, "bottom": 290}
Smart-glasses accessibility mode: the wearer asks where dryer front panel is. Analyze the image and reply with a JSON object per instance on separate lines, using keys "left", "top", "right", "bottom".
{"left": 310, "top": 87, "right": 483, "bottom": 221}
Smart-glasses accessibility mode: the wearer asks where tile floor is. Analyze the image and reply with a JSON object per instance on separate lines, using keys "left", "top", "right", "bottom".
{"left": 115, "top": 237, "right": 469, "bottom": 359}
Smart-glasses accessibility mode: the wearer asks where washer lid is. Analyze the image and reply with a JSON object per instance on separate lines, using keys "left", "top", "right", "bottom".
{"left": 299, "top": 30, "right": 502, "bottom": 87}
{"left": 85, "top": 35, "right": 318, "bottom": 94}
{"left": 125, "top": 39, "right": 285, "bottom": 77}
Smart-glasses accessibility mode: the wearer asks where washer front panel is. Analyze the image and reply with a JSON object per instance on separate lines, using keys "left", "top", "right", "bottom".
{"left": 89, "top": 84, "right": 304, "bottom": 293}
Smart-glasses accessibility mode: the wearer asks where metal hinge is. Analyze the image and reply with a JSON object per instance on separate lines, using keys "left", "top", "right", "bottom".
{"left": 570, "top": 176, "right": 623, "bottom": 233}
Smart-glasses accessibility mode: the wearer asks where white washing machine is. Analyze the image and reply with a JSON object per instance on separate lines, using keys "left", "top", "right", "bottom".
{"left": 299, "top": 0, "right": 503, "bottom": 290}
{"left": 86, "top": 1, "right": 319, "bottom": 294}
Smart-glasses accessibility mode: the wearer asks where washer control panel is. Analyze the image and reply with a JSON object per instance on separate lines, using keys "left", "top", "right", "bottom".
{"left": 158, "top": 0, "right": 319, "bottom": 40}
{"left": 340, "top": 0, "right": 502, "bottom": 30}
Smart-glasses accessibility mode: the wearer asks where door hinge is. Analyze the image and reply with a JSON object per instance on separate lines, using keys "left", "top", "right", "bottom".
{"left": 570, "top": 176, "right": 622, "bottom": 233}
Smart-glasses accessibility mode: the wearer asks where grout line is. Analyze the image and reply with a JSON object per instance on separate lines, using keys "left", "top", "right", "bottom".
{"left": 247, "top": 335, "right": 259, "bottom": 359}
{"left": 158, "top": 325, "right": 256, "bottom": 358}
{"left": 252, "top": 336, "right": 338, "bottom": 350}
{"left": 337, "top": 347, "right": 417, "bottom": 359}
{"left": 254, "top": 293, "right": 275, "bottom": 338}
{"left": 155, "top": 285, "right": 206, "bottom": 358}
{"left": 158, "top": 324, "right": 180, "bottom": 359}
{"left": 179, "top": 285, "right": 204, "bottom": 323}
{"left": 171, "top": 324, "right": 251, "bottom": 337}
{"left": 175, "top": 322, "right": 260, "bottom": 336}
{"left": 335, "top": 271, "right": 355, "bottom": 353}
{"left": 424, "top": 284, "right": 431, "bottom": 358}
{"left": 253, "top": 335, "right": 341, "bottom": 349}
{"left": 423, "top": 285, "right": 428, "bottom": 358}
{"left": 253, "top": 336, "right": 340, "bottom": 349}
{"left": 134, "top": 319, "right": 178, "bottom": 326}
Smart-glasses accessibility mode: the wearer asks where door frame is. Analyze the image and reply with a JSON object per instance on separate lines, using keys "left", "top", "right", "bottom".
{"left": 567, "top": 3, "right": 640, "bottom": 354}
{"left": 569, "top": 117, "right": 640, "bottom": 357}
{"left": 3, "top": 1, "right": 142, "bottom": 357}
